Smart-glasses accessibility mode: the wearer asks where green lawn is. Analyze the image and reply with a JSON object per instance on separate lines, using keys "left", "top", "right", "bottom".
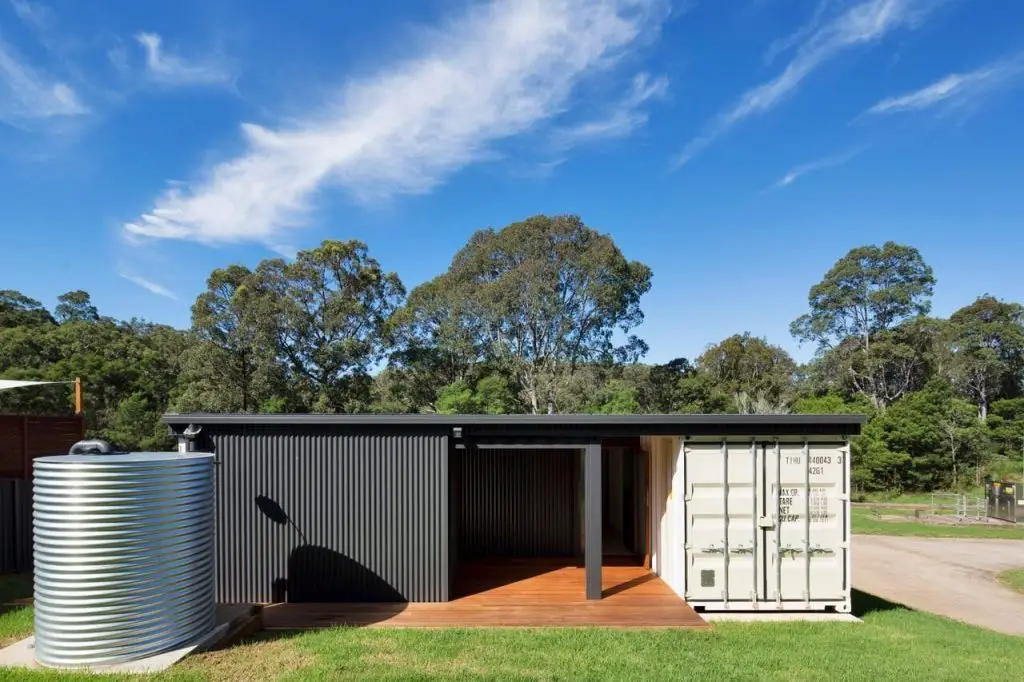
{"left": 2, "top": 590, "right": 1024, "bottom": 681}
{"left": 996, "top": 568, "right": 1024, "bottom": 595}
{"left": 851, "top": 506, "right": 1024, "bottom": 539}
{"left": 0, "top": 605, "right": 33, "bottom": 649}
{"left": 0, "top": 573, "right": 33, "bottom": 650}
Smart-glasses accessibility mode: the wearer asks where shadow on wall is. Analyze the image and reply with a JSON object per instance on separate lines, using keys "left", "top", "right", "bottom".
{"left": 255, "top": 495, "right": 408, "bottom": 605}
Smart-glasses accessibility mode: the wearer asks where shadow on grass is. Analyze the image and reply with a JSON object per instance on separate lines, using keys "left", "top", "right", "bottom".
{"left": 204, "top": 627, "right": 311, "bottom": 653}
{"left": 852, "top": 589, "right": 912, "bottom": 618}
{"left": 0, "top": 604, "right": 29, "bottom": 619}
{"left": 0, "top": 574, "right": 32, "bottom": 605}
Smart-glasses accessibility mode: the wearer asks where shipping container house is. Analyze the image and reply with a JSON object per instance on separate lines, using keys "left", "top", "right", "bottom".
{"left": 164, "top": 413, "right": 863, "bottom": 614}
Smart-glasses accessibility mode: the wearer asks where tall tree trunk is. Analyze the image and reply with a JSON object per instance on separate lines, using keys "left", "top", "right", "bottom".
{"left": 949, "top": 434, "right": 958, "bottom": 489}
{"left": 240, "top": 348, "right": 250, "bottom": 412}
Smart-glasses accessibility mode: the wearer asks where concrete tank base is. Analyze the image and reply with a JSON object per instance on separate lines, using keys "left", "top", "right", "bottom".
{"left": 0, "top": 604, "right": 256, "bottom": 674}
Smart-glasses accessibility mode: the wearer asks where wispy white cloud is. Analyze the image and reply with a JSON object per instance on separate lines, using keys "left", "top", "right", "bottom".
{"left": 0, "top": 37, "right": 88, "bottom": 125}
{"left": 125, "top": 0, "right": 666, "bottom": 246}
{"left": 767, "top": 148, "right": 862, "bottom": 190}
{"left": 763, "top": 0, "right": 833, "bottom": 65}
{"left": 863, "top": 54, "right": 1024, "bottom": 117}
{"left": 676, "top": 0, "right": 932, "bottom": 167}
{"left": 556, "top": 71, "right": 668, "bottom": 146}
{"left": 118, "top": 272, "right": 178, "bottom": 300}
{"left": 107, "top": 38, "right": 129, "bottom": 74}
{"left": 10, "top": 0, "right": 53, "bottom": 31}
{"left": 9, "top": 0, "right": 81, "bottom": 62}
{"left": 135, "top": 32, "right": 232, "bottom": 87}
{"left": 267, "top": 243, "right": 298, "bottom": 260}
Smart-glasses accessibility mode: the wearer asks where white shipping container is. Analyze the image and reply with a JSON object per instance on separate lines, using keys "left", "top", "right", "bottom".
{"left": 646, "top": 436, "right": 851, "bottom": 613}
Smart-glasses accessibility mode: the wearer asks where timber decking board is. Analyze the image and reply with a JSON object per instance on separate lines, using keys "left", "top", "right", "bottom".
{"left": 262, "top": 561, "right": 707, "bottom": 629}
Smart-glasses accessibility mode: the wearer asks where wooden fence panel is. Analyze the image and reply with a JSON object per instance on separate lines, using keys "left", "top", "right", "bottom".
{"left": 0, "top": 414, "right": 84, "bottom": 479}
{"left": 0, "top": 416, "right": 27, "bottom": 479}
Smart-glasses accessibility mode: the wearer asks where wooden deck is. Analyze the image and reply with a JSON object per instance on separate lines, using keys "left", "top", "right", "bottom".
{"left": 262, "top": 560, "right": 707, "bottom": 629}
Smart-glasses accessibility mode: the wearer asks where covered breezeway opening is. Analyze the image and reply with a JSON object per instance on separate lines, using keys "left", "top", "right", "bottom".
{"left": 449, "top": 443, "right": 586, "bottom": 600}
{"left": 448, "top": 438, "right": 652, "bottom": 601}
{"left": 449, "top": 439, "right": 609, "bottom": 600}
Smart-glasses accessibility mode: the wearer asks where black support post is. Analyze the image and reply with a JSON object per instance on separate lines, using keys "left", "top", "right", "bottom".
{"left": 584, "top": 442, "right": 602, "bottom": 600}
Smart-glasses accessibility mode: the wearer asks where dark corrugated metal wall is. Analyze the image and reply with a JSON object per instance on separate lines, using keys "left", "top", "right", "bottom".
{"left": 460, "top": 448, "right": 578, "bottom": 558}
{"left": 204, "top": 426, "right": 450, "bottom": 603}
{"left": 448, "top": 447, "right": 462, "bottom": 593}
{"left": 0, "top": 478, "right": 32, "bottom": 573}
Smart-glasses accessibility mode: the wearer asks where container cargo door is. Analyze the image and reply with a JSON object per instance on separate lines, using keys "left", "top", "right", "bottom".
{"left": 765, "top": 442, "right": 848, "bottom": 604}
{"left": 683, "top": 442, "right": 761, "bottom": 604}
{"left": 683, "top": 440, "right": 849, "bottom": 609}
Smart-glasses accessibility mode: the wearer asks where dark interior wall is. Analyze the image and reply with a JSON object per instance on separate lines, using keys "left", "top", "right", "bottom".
{"left": 601, "top": 441, "right": 646, "bottom": 557}
{"left": 634, "top": 450, "right": 647, "bottom": 557}
{"left": 459, "top": 448, "right": 578, "bottom": 558}
{"left": 605, "top": 448, "right": 625, "bottom": 535}
{"left": 203, "top": 425, "right": 450, "bottom": 603}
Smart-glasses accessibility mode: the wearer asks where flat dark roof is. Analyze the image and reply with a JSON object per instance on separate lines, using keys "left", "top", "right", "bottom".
{"left": 163, "top": 413, "right": 864, "bottom": 437}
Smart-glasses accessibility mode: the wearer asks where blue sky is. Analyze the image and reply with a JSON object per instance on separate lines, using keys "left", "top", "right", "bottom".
{"left": 2, "top": 0, "right": 1023, "bottom": 364}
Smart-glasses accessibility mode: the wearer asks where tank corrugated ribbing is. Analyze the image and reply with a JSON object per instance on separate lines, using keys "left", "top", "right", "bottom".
{"left": 32, "top": 452, "right": 215, "bottom": 669}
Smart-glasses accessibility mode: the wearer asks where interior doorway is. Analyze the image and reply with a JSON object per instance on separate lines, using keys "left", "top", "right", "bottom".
{"left": 602, "top": 440, "right": 647, "bottom": 566}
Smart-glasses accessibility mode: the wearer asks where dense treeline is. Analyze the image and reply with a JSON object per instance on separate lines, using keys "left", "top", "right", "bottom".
{"left": 2, "top": 215, "right": 1023, "bottom": 492}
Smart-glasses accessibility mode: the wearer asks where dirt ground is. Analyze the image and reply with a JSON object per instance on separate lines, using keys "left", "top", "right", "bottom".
{"left": 854, "top": 536, "right": 1024, "bottom": 636}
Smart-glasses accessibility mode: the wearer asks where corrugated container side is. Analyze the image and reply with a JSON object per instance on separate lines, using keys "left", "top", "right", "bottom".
{"left": 459, "top": 448, "right": 579, "bottom": 559}
{"left": 206, "top": 425, "right": 450, "bottom": 603}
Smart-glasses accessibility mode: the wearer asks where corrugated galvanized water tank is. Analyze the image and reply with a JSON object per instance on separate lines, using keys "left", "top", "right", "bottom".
{"left": 32, "top": 452, "right": 215, "bottom": 668}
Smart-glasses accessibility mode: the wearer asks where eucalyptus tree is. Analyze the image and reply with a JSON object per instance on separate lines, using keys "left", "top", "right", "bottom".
{"left": 792, "top": 242, "right": 935, "bottom": 409}
{"left": 404, "top": 215, "right": 652, "bottom": 413}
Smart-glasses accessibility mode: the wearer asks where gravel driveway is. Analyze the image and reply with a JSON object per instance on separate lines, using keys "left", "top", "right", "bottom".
{"left": 854, "top": 536, "right": 1024, "bottom": 636}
